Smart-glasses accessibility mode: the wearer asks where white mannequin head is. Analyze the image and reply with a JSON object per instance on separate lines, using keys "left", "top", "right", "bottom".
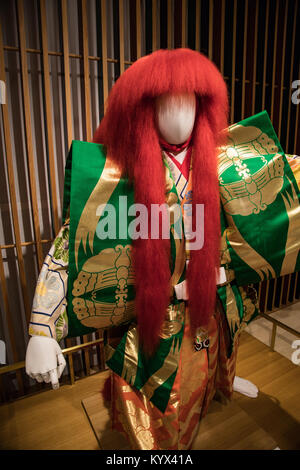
{"left": 155, "top": 92, "right": 196, "bottom": 145}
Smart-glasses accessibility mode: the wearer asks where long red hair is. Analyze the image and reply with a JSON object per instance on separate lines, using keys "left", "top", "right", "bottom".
{"left": 93, "top": 48, "right": 228, "bottom": 354}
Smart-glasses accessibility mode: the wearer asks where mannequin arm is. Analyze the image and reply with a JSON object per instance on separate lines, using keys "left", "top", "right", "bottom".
{"left": 29, "top": 223, "right": 69, "bottom": 340}
{"left": 26, "top": 223, "right": 69, "bottom": 388}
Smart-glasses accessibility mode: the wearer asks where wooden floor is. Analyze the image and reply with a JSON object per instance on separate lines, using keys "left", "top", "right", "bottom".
{"left": 82, "top": 384, "right": 277, "bottom": 450}
{"left": 0, "top": 331, "right": 300, "bottom": 450}
{"left": 235, "top": 332, "right": 300, "bottom": 450}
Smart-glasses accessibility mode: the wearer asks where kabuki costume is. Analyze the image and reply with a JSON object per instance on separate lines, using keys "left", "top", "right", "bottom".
{"left": 26, "top": 49, "right": 300, "bottom": 450}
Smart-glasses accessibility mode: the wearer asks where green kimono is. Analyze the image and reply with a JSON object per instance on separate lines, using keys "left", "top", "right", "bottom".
{"left": 29, "top": 111, "right": 300, "bottom": 415}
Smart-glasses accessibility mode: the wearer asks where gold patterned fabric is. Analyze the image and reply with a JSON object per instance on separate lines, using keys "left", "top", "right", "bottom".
{"left": 109, "top": 144, "right": 239, "bottom": 449}
{"left": 219, "top": 112, "right": 300, "bottom": 286}
{"left": 110, "top": 304, "right": 238, "bottom": 450}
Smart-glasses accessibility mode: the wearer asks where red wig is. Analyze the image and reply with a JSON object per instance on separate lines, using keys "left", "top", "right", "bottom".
{"left": 93, "top": 48, "right": 228, "bottom": 354}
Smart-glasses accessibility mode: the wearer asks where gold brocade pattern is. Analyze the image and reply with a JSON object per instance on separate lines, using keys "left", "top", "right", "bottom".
{"left": 286, "top": 155, "right": 300, "bottom": 186}
{"left": 108, "top": 302, "right": 185, "bottom": 402}
{"left": 72, "top": 244, "right": 135, "bottom": 328}
{"left": 74, "top": 156, "right": 122, "bottom": 267}
{"left": 218, "top": 127, "right": 300, "bottom": 283}
{"left": 169, "top": 228, "right": 186, "bottom": 291}
{"left": 225, "top": 216, "right": 276, "bottom": 281}
{"left": 71, "top": 156, "right": 186, "bottom": 330}
{"left": 108, "top": 151, "right": 243, "bottom": 450}
{"left": 218, "top": 125, "right": 284, "bottom": 216}
{"left": 225, "top": 284, "right": 241, "bottom": 334}
{"left": 164, "top": 162, "right": 186, "bottom": 287}
{"left": 280, "top": 176, "right": 300, "bottom": 276}
{"left": 120, "top": 324, "right": 140, "bottom": 386}
{"left": 111, "top": 306, "right": 240, "bottom": 450}
{"left": 159, "top": 303, "right": 185, "bottom": 339}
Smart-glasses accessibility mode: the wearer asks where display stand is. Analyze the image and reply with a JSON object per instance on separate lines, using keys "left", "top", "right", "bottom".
{"left": 81, "top": 374, "right": 278, "bottom": 450}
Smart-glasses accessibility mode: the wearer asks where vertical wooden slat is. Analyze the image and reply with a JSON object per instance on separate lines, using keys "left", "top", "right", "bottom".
{"left": 101, "top": 0, "right": 109, "bottom": 109}
{"left": 81, "top": 336, "right": 90, "bottom": 376}
{"left": 286, "top": 0, "right": 297, "bottom": 153}
{"left": 270, "top": 323, "right": 277, "bottom": 350}
{"left": 220, "top": 0, "right": 225, "bottom": 75}
{"left": 119, "top": 0, "right": 125, "bottom": 75}
{"left": 279, "top": 275, "right": 288, "bottom": 308}
{"left": 241, "top": 0, "right": 248, "bottom": 119}
{"left": 16, "top": 0, "right": 44, "bottom": 269}
{"left": 68, "top": 352, "right": 75, "bottom": 385}
{"left": 271, "top": 277, "right": 278, "bottom": 310}
{"left": 0, "top": 375, "right": 4, "bottom": 402}
{"left": 195, "top": 0, "right": 201, "bottom": 52}
{"left": 208, "top": 0, "right": 213, "bottom": 60}
{"left": 167, "top": 0, "right": 172, "bottom": 49}
{"left": 277, "top": 0, "right": 288, "bottom": 141}
{"left": 39, "top": 0, "right": 60, "bottom": 235}
{"left": 258, "top": 281, "right": 266, "bottom": 312}
{"left": 81, "top": 0, "right": 92, "bottom": 141}
{"left": 257, "top": 282, "right": 262, "bottom": 311}
{"left": 78, "top": 0, "right": 92, "bottom": 370}
{"left": 293, "top": 272, "right": 299, "bottom": 301}
{"left": 61, "top": 0, "right": 73, "bottom": 149}
{"left": 0, "top": 23, "right": 31, "bottom": 323}
{"left": 136, "top": 0, "right": 142, "bottom": 59}
{"left": 293, "top": 91, "right": 299, "bottom": 154}
{"left": 241, "top": 0, "right": 248, "bottom": 120}
{"left": 129, "top": 0, "right": 137, "bottom": 60}
{"left": 76, "top": 0, "right": 92, "bottom": 376}
{"left": 285, "top": 274, "right": 292, "bottom": 305}
{"left": 95, "top": 330, "right": 105, "bottom": 371}
{"left": 0, "top": 250, "right": 17, "bottom": 356}
{"left": 261, "top": 0, "right": 270, "bottom": 111}
{"left": 99, "top": 335, "right": 106, "bottom": 370}
{"left": 270, "top": 0, "right": 279, "bottom": 122}
{"left": 251, "top": 0, "right": 259, "bottom": 116}
{"left": 152, "top": 0, "right": 157, "bottom": 51}
{"left": 0, "top": 250, "right": 24, "bottom": 395}
{"left": 263, "top": 280, "right": 270, "bottom": 314}
{"left": 181, "top": 0, "right": 186, "bottom": 47}
{"left": 230, "top": 0, "right": 237, "bottom": 124}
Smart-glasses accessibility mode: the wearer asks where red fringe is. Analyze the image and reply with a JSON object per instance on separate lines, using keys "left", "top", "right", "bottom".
{"left": 93, "top": 49, "right": 228, "bottom": 354}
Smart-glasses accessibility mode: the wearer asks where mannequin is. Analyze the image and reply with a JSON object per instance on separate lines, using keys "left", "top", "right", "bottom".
{"left": 25, "top": 48, "right": 300, "bottom": 449}
{"left": 25, "top": 90, "right": 257, "bottom": 397}
{"left": 26, "top": 90, "right": 258, "bottom": 398}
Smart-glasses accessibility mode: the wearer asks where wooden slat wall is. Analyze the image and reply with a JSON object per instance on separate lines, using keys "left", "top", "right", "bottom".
{"left": 152, "top": 0, "right": 157, "bottom": 51}
{"left": 101, "top": 0, "right": 108, "bottom": 108}
{"left": 0, "top": 22, "right": 31, "bottom": 325}
{"left": 39, "top": 0, "right": 60, "bottom": 235}
{"left": 61, "top": 0, "right": 73, "bottom": 149}
{"left": 251, "top": 0, "right": 259, "bottom": 116}
{"left": 0, "top": 0, "right": 299, "bottom": 403}
{"left": 119, "top": 0, "right": 125, "bottom": 75}
{"left": 81, "top": 0, "right": 92, "bottom": 143}
{"left": 240, "top": 0, "right": 248, "bottom": 120}
{"left": 261, "top": 0, "right": 269, "bottom": 111}
{"left": 230, "top": 0, "right": 237, "bottom": 124}
{"left": 16, "top": 0, "right": 44, "bottom": 270}
{"left": 270, "top": 0, "right": 279, "bottom": 123}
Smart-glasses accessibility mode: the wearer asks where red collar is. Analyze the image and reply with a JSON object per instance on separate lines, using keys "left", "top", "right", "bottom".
{"left": 159, "top": 133, "right": 192, "bottom": 153}
{"left": 163, "top": 145, "right": 192, "bottom": 181}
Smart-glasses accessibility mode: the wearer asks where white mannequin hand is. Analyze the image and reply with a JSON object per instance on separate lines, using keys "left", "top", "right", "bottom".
{"left": 25, "top": 336, "right": 66, "bottom": 390}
